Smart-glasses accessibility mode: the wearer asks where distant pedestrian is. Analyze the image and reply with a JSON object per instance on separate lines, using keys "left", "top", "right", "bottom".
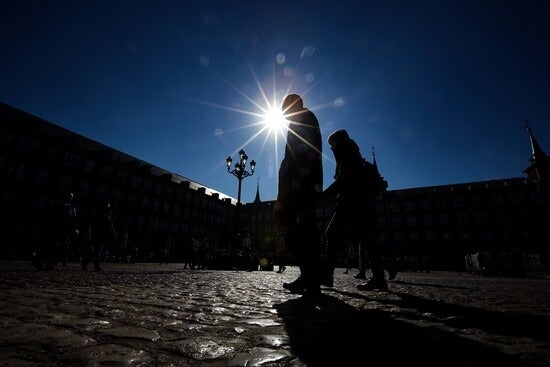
{"left": 57, "top": 192, "right": 80, "bottom": 267}
{"left": 241, "top": 228, "right": 254, "bottom": 270}
{"left": 191, "top": 237, "right": 201, "bottom": 269}
{"left": 159, "top": 236, "right": 172, "bottom": 265}
{"left": 343, "top": 240, "right": 357, "bottom": 274}
{"left": 199, "top": 237, "right": 210, "bottom": 269}
{"left": 82, "top": 199, "right": 117, "bottom": 271}
{"left": 182, "top": 237, "right": 193, "bottom": 269}
{"left": 32, "top": 192, "right": 80, "bottom": 270}
{"left": 275, "top": 232, "right": 287, "bottom": 273}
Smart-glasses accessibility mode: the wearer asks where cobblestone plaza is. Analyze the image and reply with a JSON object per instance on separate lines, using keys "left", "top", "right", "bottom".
{"left": 1, "top": 261, "right": 549, "bottom": 366}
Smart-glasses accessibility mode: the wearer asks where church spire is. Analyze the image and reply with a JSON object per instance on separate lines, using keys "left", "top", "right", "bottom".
{"left": 253, "top": 178, "right": 261, "bottom": 204}
{"left": 523, "top": 122, "right": 550, "bottom": 184}
{"left": 526, "top": 122, "right": 546, "bottom": 164}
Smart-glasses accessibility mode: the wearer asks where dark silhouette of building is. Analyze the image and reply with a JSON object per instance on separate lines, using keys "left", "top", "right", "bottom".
{"left": 1, "top": 102, "right": 548, "bottom": 273}
{"left": 0, "top": 102, "right": 236, "bottom": 262}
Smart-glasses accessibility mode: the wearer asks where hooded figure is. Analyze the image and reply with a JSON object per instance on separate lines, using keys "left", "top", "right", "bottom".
{"left": 324, "top": 129, "right": 388, "bottom": 291}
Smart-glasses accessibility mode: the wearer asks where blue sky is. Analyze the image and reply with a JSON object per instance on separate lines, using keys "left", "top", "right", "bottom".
{"left": 1, "top": 1, "right": 549, "bottom": 203}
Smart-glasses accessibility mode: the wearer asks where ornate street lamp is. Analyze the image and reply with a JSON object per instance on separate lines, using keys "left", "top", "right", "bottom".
{"left": 226, "top": 149, "right": 256, "bottom": 205}
{"left": 225, "top": 149, "right": 256, "bottom": 259}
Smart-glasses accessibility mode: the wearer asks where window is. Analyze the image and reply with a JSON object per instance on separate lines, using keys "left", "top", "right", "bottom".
{"left": 131, "top": 174, "right": 142, "bottom": 188}
{"left": 35, "top": 168, "right": 51, "bottom": 187}
{"left": 423, "top": 214, "right": 433, "bottom": 226}
{"left": 510, "top": 192, "right": 523, "bottom": 204}
{"left": 454, "top": 196, "right": 464, "bottom": 208}
{"left": 63, "top": 152, "right": 81, "bottom": 169}
{"left": 85, "top": 160, "right": 96, "bottom": 174}
{"left": 472, "top": 195, "right": 483, "bottom": 206}
{"left": 392, "top": 216, "right": 402, "bottom": 227}
{"left": 490, "top": 193, "right": 502, "bottom": 205}
{"left": 16, "top": 163, "right": 27, "bottom": 180}
{"left": 457, "top": 211, "right": 469, "bottom": 225}
{"left": 101, "top": 165, "right": 113, "bottom": 180}
{"left": 420, "top": 200, "right": 430, "bottom": 211}
{"left": 495, "top": 210, "right": 508, "bottom": 223}
{"left": 475, "top": 211, "right": 487, "bottom": 224}
{"left": 515, "top": 209, "right": 527, "bottom": 222}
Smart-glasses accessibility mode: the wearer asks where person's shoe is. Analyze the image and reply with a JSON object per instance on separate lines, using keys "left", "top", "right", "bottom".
{"left": 283, "top": 277, "right": 305, "bottom": 294}
{"left": 354, "top": 272, "right": 367, "bottom": 280}
{"left": 357, "top": 278, "right": 388, "bottom": 291}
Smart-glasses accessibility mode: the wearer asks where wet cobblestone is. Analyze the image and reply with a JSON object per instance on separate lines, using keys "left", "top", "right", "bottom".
{"left": 0, "top": 261, "right": 549, "bottom": 366}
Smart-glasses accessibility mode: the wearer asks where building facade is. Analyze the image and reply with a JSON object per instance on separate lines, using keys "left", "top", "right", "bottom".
{"left": 0, "top": 102, "right": 238, "bottom": 262}
{"left": 1, "top": 102, "right": 548, "bottom": 272}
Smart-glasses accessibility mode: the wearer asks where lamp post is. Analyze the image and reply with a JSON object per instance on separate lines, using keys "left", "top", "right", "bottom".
{"left": 226, "top": 149, "right": 256, "bottom": 261}
{"left": 226, "top": 149, "right": 256, "bottom": 206}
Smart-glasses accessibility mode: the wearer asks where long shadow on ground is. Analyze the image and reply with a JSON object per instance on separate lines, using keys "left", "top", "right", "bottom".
{"left": 330, "top": 286, "right": 550, "bottom": 344}
{"left": 275, "top": 294, "right": 534, "bottom": 367}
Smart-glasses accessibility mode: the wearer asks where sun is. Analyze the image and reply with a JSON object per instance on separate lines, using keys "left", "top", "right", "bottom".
{"left": 261, "top": 104, "right": 288, "bottom": 135}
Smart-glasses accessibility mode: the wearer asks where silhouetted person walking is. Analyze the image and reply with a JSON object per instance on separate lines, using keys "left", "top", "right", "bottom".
{"left": 33, "top": 192, "right": 80, "bottom": 270}
{"left": 83, "top": 199, "right": 117, "bottom": 271}
{"left": 275, "top": 94, "right": 323, "bottom": 297}
{"left": 56, "top": 192, "right": 80, "bottom": 267}
{"left": 324, "top": 129, "right": 388, "bottom": 291}
{"left": 275, "top": 232, "right": 287, "bottom": 273}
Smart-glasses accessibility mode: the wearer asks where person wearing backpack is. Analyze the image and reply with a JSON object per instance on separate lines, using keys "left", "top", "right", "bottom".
{"left": 323, "top": 129, "right": 388, "bottom": 291}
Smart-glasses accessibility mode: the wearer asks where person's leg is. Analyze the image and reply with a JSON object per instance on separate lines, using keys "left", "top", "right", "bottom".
{"left": 364, "top": 236, "right": 385, "bottom": 279}
{"left": 299, "top": 213, "right": 321, "bottom": 295}
{"left": 323, "top": 211, "right": 341, "bottom": 285}
{"left": 384, "top": 246, "right": 398, "bottom": 280}
{"left": 282, "top": 226, "right": 305, "bottom": 292}
{"left": 355, "top": 205, "right": 388, "bottom": 291}
{"left": 354, "top": 241, "right": 368, "bottom": 279}
{"left": 93, "top": 241, "right": 104, "bottom": 271}
{"left": 357, "top": 235, "right": 388, "bottom": 291}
